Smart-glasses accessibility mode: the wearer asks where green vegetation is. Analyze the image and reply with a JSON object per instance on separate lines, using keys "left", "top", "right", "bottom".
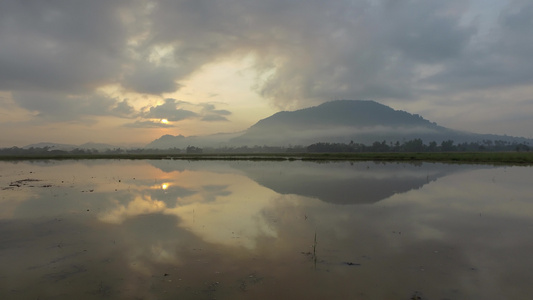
{"left": 1, "top": 151, "right": 532, "bottom": 165}
{"left": 305, "top": 138, "right": 530, "bottom": 153}
{"left": 1, "top": 138, "right": 531, "bottom": 164}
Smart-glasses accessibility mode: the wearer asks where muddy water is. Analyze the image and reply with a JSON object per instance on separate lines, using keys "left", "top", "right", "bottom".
{"left": 1, "top": 160, "right": 532, "bottom": 299}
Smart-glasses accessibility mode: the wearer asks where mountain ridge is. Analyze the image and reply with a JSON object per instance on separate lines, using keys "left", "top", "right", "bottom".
{"left": 147, "top": 100, "right": 531, "bottom": 149}
{"left": 250, "top": 100, "right": 439, "bottom": 129}
{"left": 230, "top": 100, "right": 455, "bottom": 146}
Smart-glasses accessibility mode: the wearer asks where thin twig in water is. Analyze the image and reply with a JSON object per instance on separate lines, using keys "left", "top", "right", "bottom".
{"left": 313, "top": 231, "right": 317, "bottom": 269}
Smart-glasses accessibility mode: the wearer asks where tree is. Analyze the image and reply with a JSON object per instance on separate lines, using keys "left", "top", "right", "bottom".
{"left": 441, "top": 140, "right": 456, "bottom": 152}
{"left": 371, "top": 140, "right": 390, "bottom": 152}
{"left": 428, "top": 141, "right": 437, "bottom": 152}
{"left": 186, "top": 146, "right": 203, "bottom": 154}
{"left": 403, "top": 138, "right": 424, "bottom": 152}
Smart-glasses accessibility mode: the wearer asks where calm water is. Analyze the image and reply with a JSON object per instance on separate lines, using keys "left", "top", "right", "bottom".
{"left": 1, "top": 160, "right": 532, "bottom": 299}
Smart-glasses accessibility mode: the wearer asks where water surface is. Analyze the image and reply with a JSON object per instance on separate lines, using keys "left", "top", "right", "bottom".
{"left": 1, "top": 160, "right": 532, "bottom": 299}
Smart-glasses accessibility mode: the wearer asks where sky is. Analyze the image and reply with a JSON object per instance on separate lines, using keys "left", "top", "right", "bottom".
{"left": 1, "top": 0, "right": 533, "bottom": 147}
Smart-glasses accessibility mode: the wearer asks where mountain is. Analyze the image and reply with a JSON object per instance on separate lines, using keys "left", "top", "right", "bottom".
{"left": 231, "top": 100, "right": 440, "bottom": 146}
{"left": 79, "top": 142, "right": 118, "bottom": 151}
{"left": 145, "top": 132, "right": 242, "bottom": 149}
{"left": 147, "top": 100, "right": 532, "bottom": 148}
{"left": 230, "top": 100, "right": 531, "bottom": 146}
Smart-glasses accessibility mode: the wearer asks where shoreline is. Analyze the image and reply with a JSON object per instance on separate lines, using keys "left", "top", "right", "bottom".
{"left": 1, "top": 152, "right": 532, "bottom": 165}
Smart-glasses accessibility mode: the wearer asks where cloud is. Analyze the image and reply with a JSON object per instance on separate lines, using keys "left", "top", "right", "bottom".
{"left": 1, "top": 0, "right": 533, "bottom": 133}
{"left": 140, "top": 99, "right": 232, "bottom": 122}
{"left": 200, "top": 103, "right": 231, "bottom": 122}
{"left": 11, "top": 91, "right": 134, "bottom": 122}
{"left": 245, "top": 0, "right": 476, "bottom": 107}
{"left": 201, "top": 103, "right": 231, "bottom": 116}
{"left": 201, "top": 115, "right": 229, "bottom": 122}
{"left": 122, "top": 60, "right": 182, "bottom": 95}
{"left": 0, "top": 0, "right": 129, "bottom": 93}
{"left": 142, "top": 99, "right": 198, "bottom": 121}
{"left": 124, "top": 120, "right": 175, "bottom": 128}
{"left": 110, "top": 100, "right": 136, "bottom": 118}
{"left": 131, "top": 0, "right": 481, "bottom": 108}
{"left": 424, "top": 1, "right": 533, "bottom": 92}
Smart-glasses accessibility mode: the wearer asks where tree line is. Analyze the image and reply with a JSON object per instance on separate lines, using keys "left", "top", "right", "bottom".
{"left": 0, "top": 139, "right": 529, "bottom": 156}
{"left": 306, "top": 139, "right": 530, "bottom": 153}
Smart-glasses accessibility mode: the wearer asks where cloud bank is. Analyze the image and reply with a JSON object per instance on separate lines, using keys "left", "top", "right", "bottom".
{"left": 1, "top": 0, "right": 533, "bottom": 139}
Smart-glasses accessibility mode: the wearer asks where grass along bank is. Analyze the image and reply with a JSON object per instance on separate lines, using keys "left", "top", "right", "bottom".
{"left": 0, "top": 152, "right": 532, "bottom": 165}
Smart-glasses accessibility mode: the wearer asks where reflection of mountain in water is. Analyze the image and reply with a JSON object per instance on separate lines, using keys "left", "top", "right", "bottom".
{"left": 145, "top": 159, "right": 489, "bottom": 204}
{"left": 231, "top": 161, "right": 486, "bottom": 204}
{"left": 148, "top": 159, "right": 236, "bottom": 174}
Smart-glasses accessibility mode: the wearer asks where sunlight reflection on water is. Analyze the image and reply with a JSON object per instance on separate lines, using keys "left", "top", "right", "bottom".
{"left": 1, "top": 160, "right": 532, "bottom": 299}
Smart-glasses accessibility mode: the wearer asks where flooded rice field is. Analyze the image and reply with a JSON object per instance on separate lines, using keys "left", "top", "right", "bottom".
{"left": 1, "top": 159, "right": 532, "bottom": 299}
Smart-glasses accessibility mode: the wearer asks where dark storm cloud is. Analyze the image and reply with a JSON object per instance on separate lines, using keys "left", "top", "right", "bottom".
{"left": 2, "top": 0, "right": 533, "bottom": 116}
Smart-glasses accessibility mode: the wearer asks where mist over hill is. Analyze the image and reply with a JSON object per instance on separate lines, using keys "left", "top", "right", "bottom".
{"left": 147, "top": 100, "right": 531, "bottom": 149}
{"left": 23, "top": 142, "right": 119, "bottom": 152}
{"left": 145, "top": 132, "right": 242, "bottom": 149}
{"left": 231, "top": 100, "right": 447, "bottom": 146}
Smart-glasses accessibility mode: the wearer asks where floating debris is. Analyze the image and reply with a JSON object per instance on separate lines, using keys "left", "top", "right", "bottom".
{"left": 6, "top": 178, "right": 44, "bottom": 189}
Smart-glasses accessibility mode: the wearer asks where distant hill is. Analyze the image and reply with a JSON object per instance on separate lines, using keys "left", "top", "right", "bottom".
{"left": 23, "top": 142, "right": 118, "bottom": 151}
{"left": 146, "top": 100, "right": 531, "bottom": 149}
{"left": 23, "top": 142, "right": 78, "bottom": 151}
{"left": 230, "top": 100, "right": 530, "bottom": 146}
{"left": 79, "top": 142, "right": 119, "bottom": 151}
{"left": 145, "top": 132, "right": 242, "bottom": 149}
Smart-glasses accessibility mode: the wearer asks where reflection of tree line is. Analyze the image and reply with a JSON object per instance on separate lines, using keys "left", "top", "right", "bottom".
{"left": 0, "top": 138, "right": 529, "bottom": 156}
{"left": 0, "top": 146, "right": 199, "bottom": 156}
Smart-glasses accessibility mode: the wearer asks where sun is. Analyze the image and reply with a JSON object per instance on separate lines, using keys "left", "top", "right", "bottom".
{"left": 160, "top": 119, "right": 169, "bottom": 124}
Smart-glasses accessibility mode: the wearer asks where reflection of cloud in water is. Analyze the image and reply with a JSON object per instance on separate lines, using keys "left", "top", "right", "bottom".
{"left": 88, "top": 165, "right": 277, "bottom": 249}
{"left": 147, "top": 183, "right": 197, "bottom": 208}
{"left": 118, "top": 214, "right": 186, "bottom": 274}
{"left": 2, "top": 161, "right": 533, "bottom": 299}
{"left": 200, "top": 184, "right": 232, "bottom": 203}
{"left": 166, "top": 175, "right": 278, "bottom": 249}
{"left": 98, "top": 195, "right": 166, "bottom": 224}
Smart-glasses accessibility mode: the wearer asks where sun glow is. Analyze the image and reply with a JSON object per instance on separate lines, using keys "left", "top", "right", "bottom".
{"left": 160, "top": 119, "right": 169, "bottom": 124}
